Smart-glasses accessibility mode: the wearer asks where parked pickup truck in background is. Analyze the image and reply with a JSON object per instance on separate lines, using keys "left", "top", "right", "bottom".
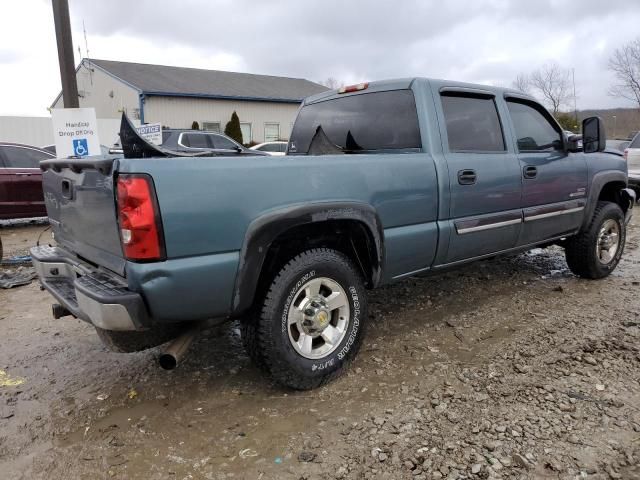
{"left": 32, "top": 78, "right": 635, "bottom": 390}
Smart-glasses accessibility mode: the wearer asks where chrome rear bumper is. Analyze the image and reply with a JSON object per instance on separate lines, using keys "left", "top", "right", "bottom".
{"left": 30, "top": 245, "right": 148, "bottom": 331}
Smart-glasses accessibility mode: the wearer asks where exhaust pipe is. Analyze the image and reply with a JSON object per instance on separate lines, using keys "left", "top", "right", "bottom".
{"left": 159, "top": 324, "right": 201, "bottom": 370}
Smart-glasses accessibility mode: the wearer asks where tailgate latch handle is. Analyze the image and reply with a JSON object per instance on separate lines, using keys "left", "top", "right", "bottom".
{"left": 61, "top": 179, "right": 74, "bottom": 200}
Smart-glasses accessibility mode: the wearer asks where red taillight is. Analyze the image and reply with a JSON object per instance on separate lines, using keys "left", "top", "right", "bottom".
{"left": 116, "top": 174, "right": 164, "bottom": 261}
{"left": 624, "top": 148, "right": 629, "bottom": 161}
{"left": 338, "top": 82, "right": 369, "bottom": 94}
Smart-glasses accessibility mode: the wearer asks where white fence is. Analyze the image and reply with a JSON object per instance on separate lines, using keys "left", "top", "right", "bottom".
{"left": 0, "top": 116, "right": 138, "bottom": 148}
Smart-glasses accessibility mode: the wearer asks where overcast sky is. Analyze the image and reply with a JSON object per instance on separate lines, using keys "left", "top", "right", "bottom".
{"left": 2, "top": 0, "right": 640, "bottom": 116}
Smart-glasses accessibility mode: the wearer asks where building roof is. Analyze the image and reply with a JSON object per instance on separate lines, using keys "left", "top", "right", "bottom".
{"left": 86, "top": 59, "right": 328, "bottom": 103}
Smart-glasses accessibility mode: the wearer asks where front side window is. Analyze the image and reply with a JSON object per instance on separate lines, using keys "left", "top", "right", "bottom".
{"left": 507, "top": 100, "right": 562, "bottom": 152}
{"left": 181, "top": 133, "right": 209, "bottom": 149}
{"left": 258, "top": 143, "right": 281, "bottom": 152}
{"left": 289, "top": 90, "right": 422, "bottom": 154}
{"left": 1, "top": 146, "right": 52, "bottom": 168}
{"left": 441, "top": 94, "right": 505, "bottom": 152}
{"left": 211, "top": 135, "right": 239, "bottom": 150}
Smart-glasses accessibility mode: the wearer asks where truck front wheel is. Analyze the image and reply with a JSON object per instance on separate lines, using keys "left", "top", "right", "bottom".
{"left": 243, "top": 248, "right": 368, "bottom": 390}
{"left": 565, "top": 201, "right": 626, "bottom": 279}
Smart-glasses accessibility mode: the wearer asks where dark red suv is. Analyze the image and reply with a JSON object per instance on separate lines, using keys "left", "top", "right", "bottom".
{"left": 0, "top": 143, "right": 54, "bottom": 219}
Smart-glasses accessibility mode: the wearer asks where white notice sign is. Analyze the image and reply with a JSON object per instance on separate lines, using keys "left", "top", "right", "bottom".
{"left": 51, "top": 108, "right": 101, "bottom": 158}
{"left": 136, "top": 123, "right": 162, "bottom": 145}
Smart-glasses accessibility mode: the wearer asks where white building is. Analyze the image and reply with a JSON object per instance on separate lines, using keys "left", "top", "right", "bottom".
{"left": 51, "top": 59, "right": 328, "bottom": 144}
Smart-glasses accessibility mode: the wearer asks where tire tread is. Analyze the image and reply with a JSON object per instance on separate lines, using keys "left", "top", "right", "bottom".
{"left": 243, "top": 248, "right": 366, "bottom": 390}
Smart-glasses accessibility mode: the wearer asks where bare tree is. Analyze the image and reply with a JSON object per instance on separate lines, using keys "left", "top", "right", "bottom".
{"left": 528, "top": 62, "right": 573, "bottom": 115}
{"left": 608, "top": 38, "right": 640, "bottom": 109}
{"left": 511, "top": 73, "right": 530, "bottom": 94}
{"left": 319, "top": 77, "right": 345, "bottom": 89}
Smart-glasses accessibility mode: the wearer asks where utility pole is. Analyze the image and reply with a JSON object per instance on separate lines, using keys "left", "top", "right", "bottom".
{"left": 572, "top": 68, "right": 578, "bottom": 130}
{"left": 52, "top": 0, "right": 79, "bottom": 108}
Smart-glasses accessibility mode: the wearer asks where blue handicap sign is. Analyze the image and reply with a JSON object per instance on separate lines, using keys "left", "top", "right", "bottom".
{"left": 72, "top": 138, "right": 89, "bottom": 157}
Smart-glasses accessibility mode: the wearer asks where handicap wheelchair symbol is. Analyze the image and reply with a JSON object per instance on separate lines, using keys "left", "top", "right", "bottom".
{"left": 72, "top": 138, "right": 89, "bottom": 157}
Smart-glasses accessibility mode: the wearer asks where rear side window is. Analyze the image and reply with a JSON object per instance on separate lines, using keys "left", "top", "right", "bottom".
{"left": 181, "top": 133, "right": 210, "bottom": 149}
{"left": 1, "top": 146, "right": 52, "bottom": 168}
{"left": 289, "top": 90, "right": 421, "bottom": 154}
{"left": 630, "top": 133, "right": 640, "bottom": 148}
{"left": 441, "top": 94, "right": 505, "bottom": 152}
{"left": 506, "top": 100, "right": 562, "bottom": 152}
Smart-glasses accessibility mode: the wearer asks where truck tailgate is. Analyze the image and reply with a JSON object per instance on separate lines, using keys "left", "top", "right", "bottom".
{"left": 41, "top": 157, "right": 126, "bottom": 275}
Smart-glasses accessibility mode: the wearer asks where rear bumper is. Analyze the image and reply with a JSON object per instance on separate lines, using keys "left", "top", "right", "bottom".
{"left": 30, "top": 245, "right": 148, "bottom": 331}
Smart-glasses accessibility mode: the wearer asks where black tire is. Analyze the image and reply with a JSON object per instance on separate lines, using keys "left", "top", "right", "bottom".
{"left": 95, "top": 324, "right": 187, "bottom": 353}
{"left": 243, "top": 248, "right": 368, "bottom": 390}
{"left": 565, "top": 201, "right": 626, "bottom": 279}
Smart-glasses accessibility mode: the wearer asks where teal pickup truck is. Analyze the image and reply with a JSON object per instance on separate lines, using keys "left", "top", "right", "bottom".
{"left": 32, "top": 78, "right": 635, "bottom": 389}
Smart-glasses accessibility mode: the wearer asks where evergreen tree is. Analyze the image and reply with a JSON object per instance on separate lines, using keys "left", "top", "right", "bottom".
{"left": 224, "top": 111, "right": 243, "bottom": 144}
{"left": 191, "top": 121, "right": 200, "bottom": 130}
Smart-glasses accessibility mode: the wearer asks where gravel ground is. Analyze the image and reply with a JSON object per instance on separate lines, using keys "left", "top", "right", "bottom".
{"left": 0, "top": 217, "right": 639, "bottom": 480}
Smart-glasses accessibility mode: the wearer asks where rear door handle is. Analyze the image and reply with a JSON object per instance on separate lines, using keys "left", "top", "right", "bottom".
{"left": 457, "top": 169, "right": 477, "bottom": 185}
{"left": 523, "top": 166, "right": 538, "bottom": 179}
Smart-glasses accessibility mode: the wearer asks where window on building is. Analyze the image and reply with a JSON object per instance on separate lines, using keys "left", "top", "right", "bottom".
{"left": 240, "top": 123, "right": 252, "bottom": 144}
{"left": 289, "top": 90, "right": 422, "bottom": 154}
{"left": 441, "top": 94, "right": 505, "bottom": 152}
{"left": 506, "top": 100, "right": 562, "bottom": 152}
{"left": 1, "top": 146, "right": 52, "bottom": 168}
{"left": 181, "top": 133, "right": 210, "bottom": 149}
{"left": 264, "top": 123, "right": 280, "bottom": 142}
{"left": 202, "top": 122, "right": 221, "bottom": 133}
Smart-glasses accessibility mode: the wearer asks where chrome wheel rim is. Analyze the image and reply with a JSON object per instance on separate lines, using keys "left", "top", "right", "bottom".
{"left": 287, "top": 277, "right": 350, "bottom": 359}
{"left": 596, "top": 219, "right": 621, "bottom": 265}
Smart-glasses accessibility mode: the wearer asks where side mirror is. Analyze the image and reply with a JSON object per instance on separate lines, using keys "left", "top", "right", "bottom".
{"left": 566, "top": 134, "right": 583, "bottom": 152}
{"left": 582, "top": 116, "right": 606, "bottom": 153}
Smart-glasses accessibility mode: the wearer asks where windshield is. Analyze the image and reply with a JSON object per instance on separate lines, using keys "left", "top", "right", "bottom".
{"left": 289, "top": 90, "right": 421, "bottom": 154}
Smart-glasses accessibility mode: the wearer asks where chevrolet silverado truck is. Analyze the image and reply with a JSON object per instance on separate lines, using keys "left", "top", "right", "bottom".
{"left": 32, "top": 78, "right": 635, "bottom": 390}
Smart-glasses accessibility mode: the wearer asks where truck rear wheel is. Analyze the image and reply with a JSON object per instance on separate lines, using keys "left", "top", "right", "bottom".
{"left": 243, "top": 248, "right": 368, "bottom": 390}
{"left": 565, "top": 201, "right": 626, "bottom": 279}
{"left": 95, "top": 324, "right": 186, "bottom": 353}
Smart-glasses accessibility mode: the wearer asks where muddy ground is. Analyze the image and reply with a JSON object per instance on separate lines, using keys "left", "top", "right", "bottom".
{"left": 1, "top": 217, "right": 639, "bottom": 480}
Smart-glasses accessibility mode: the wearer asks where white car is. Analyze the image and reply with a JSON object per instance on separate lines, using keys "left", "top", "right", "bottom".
{"left": 250, "top": 141, "right": 288, "bottom": 156}
{"left": 625, "top": 132, "right": 640, "bottom": 198}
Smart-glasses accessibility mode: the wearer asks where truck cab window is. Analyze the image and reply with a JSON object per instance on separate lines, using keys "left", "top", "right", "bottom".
{"left": 289, "top": 90, "right": 421, "bottom": 154}
{"left": 506, "top": 100, "right": 562, "bottom": 152}
{"left": 441, "top": 94, "right": 505, "bottom": 152}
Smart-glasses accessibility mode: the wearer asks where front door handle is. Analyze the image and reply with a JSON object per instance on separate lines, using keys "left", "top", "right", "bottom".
{"left": 15, "top": 172, "right": 32, "bottom": 177}
{"left": 523, "top": 166, "right": 538, "bottom": 179}
{"left": 458, "top": 169, "right": 477, "bottom": 185}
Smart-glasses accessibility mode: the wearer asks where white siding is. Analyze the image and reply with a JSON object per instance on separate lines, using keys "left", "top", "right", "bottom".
{"left": 144, "top": 96, "right": 300, "bottom": 143}
{"left": 51, "top": 62, "right": 139, "bottom": 119}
